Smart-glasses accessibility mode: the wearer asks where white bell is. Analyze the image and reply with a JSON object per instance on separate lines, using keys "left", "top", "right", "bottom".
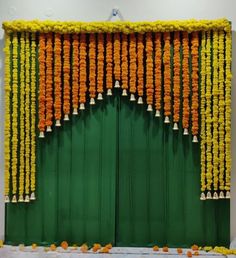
{"left": 213, "top": 192, "right": 219, "bottom": 200}
{"left": 46, "top": 126, "right": 52, "bottom": 132}
{"left": 97, "top": 93, "right": 103, "bottom": 100}
{"left": 64, "top": 114, "right": 69, "bottom": 121}
{"left": 79, "top": 103, "right": 85, "bottom": 110}
{"left": 192, "top": 135, "right": 198, "bottom": 143}
{"left": 114, "top": 80, "right": 120, "bottom": 88}
{"left": 226, "top": 191, "right": 230, "bottom": 199}
{"left": 173, "top": 123, "right": 178, "bottom": 130}
{"left": 12, "top": 195, "right": 17, "bottom": 203}
{"left": 55, "top": 120, "right": 61, "bottom": 127}
{"left": 73, "top": 108, "right": 78, "bottom": 115}
{"left": 4, "top": 195, "right": 10, "bottom": 203}
{"left": 147, "top": 104, "right": 153, "bottom": 112}
{"left": 206, "top": 191, "right": 212, "bottom": 199}
{"left": 107, "top": 89, "right": 112, "bottom": 96}
{"left": 164, "top": 116, "right": 170, "bottom": 123}
{"left": 155, "top": 110, "right": 161, "bottom": 117}
{"left": 90, "top": 98, "right": 95, "bottom": 105}
{"left": 30, "top": 192, "right": 36, "bottom": 200}
{"left": 39, "top": 131, "right": 45, "bottom": 138}
{"left": 130, "top": 94, "right": 136, "bottom": 101}
{"left": 183, "top": 128, "right": 189, "bottom": 135}
{"left": 200, "top": 192, "right": 206, "bottom": 200}
{"left": 24, "top": 195, "right": 30, "bottom": 203}
{"left": 137, "top": 97, "right": 143, "bottom": 104}
{"left": 122, "top": 89, "right": 128, "bottom": 96}
{"left": 219, "top": 191, "right": 225, "bottom": 199}
{"left": 18, "top": 195, "right": 24, "bottom": 202}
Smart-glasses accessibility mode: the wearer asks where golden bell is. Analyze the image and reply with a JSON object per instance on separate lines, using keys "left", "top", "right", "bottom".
{"left": 18, "top": 195, "right": 24, "bottom": 202}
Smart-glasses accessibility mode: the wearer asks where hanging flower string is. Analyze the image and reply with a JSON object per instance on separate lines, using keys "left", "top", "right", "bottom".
{"left": 137, "top": 33, "right": 144, "bottom": 104}
{"left": 79, "top": 33, "right": 87, "bottom": 109}
{"left": 173, "top": 31, "right": 180, "bottom": 129}
{"left": 106, "top": 33, "right": 113, "bottom": 96}
{"left": 72, "top": 34, "right": 79, "bottom": 114}
{"left": 191, "top": 32, "right": 199, "bottom": 142}
{"left": 89, "top": 33, "right": 96, "bottom": 105}
{"left": 129, "top": 33, "right": 137, "bottom": 101}
{"left": 121, "top": 33, "right": 128, "bottom": 96}
{"left": 154, "top": 32, "right": 162, "bottom": 117}
{"left": 97, "top": 33, "right": 104, "bottom": 100}
{"left": 114, "top": 32, "right": 121, "bottom": 88}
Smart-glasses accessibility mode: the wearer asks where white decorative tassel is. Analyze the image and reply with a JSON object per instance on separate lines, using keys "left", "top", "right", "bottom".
{"left": 114, "top": 80, "right": 120, "bottom": 88}
{"left": 183, "top": 128, "right": 189, "bottom": 135}
{"left": 12, "top": 195, "right": 17, "bottom": 203}
{"left": 64, "top": 114, "right": 69, "bottom": 121}
{"left": 97, "top": 93, "right": 103, "bottom": 100}
{"left": 90, "top": 98, "right": 95, "bottom": 105}
{"left": 130, "top": 93, "right": 136, "bottom": 101}
{"left": 30, "top": 192, "right": 36, "bottom": 200}
{"left": 107, "top": 89, "right": 112, "bottom": 96}
{"left": 55, "top": 120, "right": 61, "bottom": 127}
{"left": 46, "top": 126, "right": 52, "bottom": 132}
{"left": 39, "top": 131, "right": 45, "bottom": 138}
{"left": 24, "top": 195, "right": 30, "bottom": 203}
{"left": 206, "top": 191, "right": 212, "bottom": 199}
{"left": 79, "top": 103, "right": 85, "bottom": 110}
{"left": 122, "top": 89, "right": 128, "bottom": 96}
{"left": 219, "top": 191, "right": 225, "bottom": 199}
{"left": 173, "top": 123, "right": 178, "bottom": 130}
{"left": 226, "top": 191, "right": 230, "bottom": 199}
{"left": 18, "top": 195, "right": 24, "bottom": 202}
{"left": 213, "top": 192, "right": 219, "bottom": 200}
{"left": 164, "top": 116, "right": 170, "bottom": 123}
{"left": 192, "top": 135, "right": 198, "bottom": 143}
{"left": 147, "top": 104, "right": 153, "bottom": 112}
{"left": 73, "top": 108, "right": 78, "bottom": 115}
{"left": 200, "top": 192, "right": 206, "bottom": 200}
{"left": 155, "top": 110, "right": 160, "bottom": 117}
{"left": 137, "top": 96, "right": 143, "bottom": 104}
{"left": 5, "top": 196, "right": 10, "bottom": 203}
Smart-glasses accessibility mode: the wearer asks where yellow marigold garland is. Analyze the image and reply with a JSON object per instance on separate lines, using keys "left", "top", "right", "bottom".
{"left": 114, "top": 32, "right": 121, "bottom": 87}
{"left": 18, "top": 32, "right": 25, "bottom": 202}
{"left": 72, "top": 34, "right": 79, "bottom": 114}
{"left": 106, "top": 33, "right": 113, "bottom": 96}
{"left": 191, "top": 32, "right": 199, "bottom": 142}
{"left": 129, "top": 33, "right": 137, "bottom": 101}
{"left": 79, "top": 33, "right": 87, "bottom": 109}
{"left": 63, "top": 34, "right": 71, "bottom": 120}
{"left": 89, "top": 33, "right": 96, "bottom": 104}
{"left": 173, "top": 31, "right": 180, "bottom": 128}
{"left": 54, "top": 33, "right": 62, "bottom": 125}
{"left": 163, "top": 32, "right": 171, "bottom": 123}
{"left": 46, "top": 32, "right": 53, "bottom": 130}
{"left": 182, "top": 32, "right": 190, "bottom": 134}
{"left": 154, "top": 32, "right": 162, "bottom": 117}
{"left": 4, "top": 33, "right": 11, "bottom": 202}
{"left": 97, "top": 33, "right": 104, "bottom": 100}
{"left": 38, "top": 33, "right": 46, "bottom": 137}
{"left": 137, "top": 33, "right": 144, "bottom": 104}
{"left": 121, "top": 33, "right": 128, "bottom": 96}
{"left": 146, "top": 32, "right": 154, "bottom": 111}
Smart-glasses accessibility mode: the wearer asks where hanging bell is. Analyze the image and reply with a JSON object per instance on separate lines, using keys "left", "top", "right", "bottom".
{"left": 183, "top": 128, "right": 189, "bottom": 135}
{"left": 24, "top": 195, "right": 30, "bottom": 203}
{"left": 46, "top": 126, "right": 52, "bottom": 132}
{"left": 18, "top": 195, "right": 24, "bottom": 202}
{"left": 30, "top": 192, "right": 36, "bottom": 200}
{"left": 213, "top": 192, "right": 219, "bottom": 200}
{"left": 219, "top": 191, "right": 225, "bottom": 199}
{"left": 79, "top": 103, "right": 85, "bottom": 110}
{"left": 122, "top": 89, "right": 128, "bottom": 96}
{"left": 164, "top": 116, "right": 170, "bottom": 123}
{"left": 73, "top": 108, "right": 78, "bottom": 115}
{"left": 130, "top": 93, "right": 136, "bottom": 101}
{"left": 206, "top": 191, "right": 212, "bottom": 199}
{"left": 192, "top": 135, "right": 198, "bottom": 143}
{"left": 39, "top": 131, "right": 45, "bottom": 138}
{"left": 137, "top": 96, "right": 143, "bottom": 104}
{"left": 200, "top": 192, "right": 206, "bottom": 200}
{"left": 4, "top": 195, "right": 10, "bottom": 203}
{"left": 107, "top": 89, "right": 112, "bottom": 96}
{"left": 155, "top": 110, "right": 161, "bottom": 117}
{"left": 64, "top": 114, "right": 69, "bottom": 121}
{"left": 97, "top": 93, "right": 103, "bottom": 100}
{"left": 226, "top": 191, "right": 230, "bottom": 199}
{"left": 147, "top": 104, "right": 153, "bottom": 112}
{"left": 114, "top": 80, "right": 120, "bottom": 88}
{"left": 55, "top": 120, "right": 61, "bottom": 127}
{"left": 12, "top": 195, "right": 17, "bottom": 203}
{"left": 173, "top": 122, "right": 179, "bottom": 130}
{"left": 90, "top": 98, "right": 95, "bottom": 105}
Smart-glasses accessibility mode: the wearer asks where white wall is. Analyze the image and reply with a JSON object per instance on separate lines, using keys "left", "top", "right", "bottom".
{"left": 0, "top": 0, "right": 235, "bottom": 243}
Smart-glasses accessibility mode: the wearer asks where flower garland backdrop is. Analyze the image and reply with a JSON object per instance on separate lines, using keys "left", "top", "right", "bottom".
{"left": 3, "top": 19, "right": 232, "bottom": 203}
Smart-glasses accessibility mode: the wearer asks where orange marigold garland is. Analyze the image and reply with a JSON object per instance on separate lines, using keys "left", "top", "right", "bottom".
{"left": 163, "top": 32, "right": 171, "bottom": 123}
{"left": 89, "top": 33, "right": 96, "bottom": 105}
{"left": 146, "top": 32, "right": 154, "bottom": 111}
{"left": 114, "top": 32, "right": 121, "bottom": 88}
{"left": 121, "top": 33, "right": 128, "bottom": 96}
{"left": 129, "top": 33, "right": 137, "bottom": 101}
{"left": 63, "top": 34, "right": 71, "bottom": 120}
{"left": 191, "top": 32, "right": 199, "bottom": 142}
{"left": 38, "top": 33, "right": 46, "bottom": 137}
{"left": 97, "top": 33, "right": 104, "bottom": 100}
{"left": 79, "top": 33, "right": 87, "bottom": 109}
{"left": 54, "top": 33, "right": 62, "bottom": 126}
{"left": 154, "top": 32, "right": 162, "bottom": 117}
{"left": 72, "top": 34, "right": 79, "bottom": 115}
{"left": 182, "top": 31, "right": 190, "bottom": 134}
{"left": 45, "top": 32, "right": 53, "bottom": 132}
{"left": 137, "top": 33, "right": 144, "bottom": 104}
{"left": 173, "top": 31, "right": 180, "bottom": 129}
{"left": 106, "top": 33, "right": 113, "bottom": 96}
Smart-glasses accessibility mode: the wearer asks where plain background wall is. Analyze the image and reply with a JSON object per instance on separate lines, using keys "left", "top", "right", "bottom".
{"left": 0, "top": 0, "right": 235, "bottom": 243}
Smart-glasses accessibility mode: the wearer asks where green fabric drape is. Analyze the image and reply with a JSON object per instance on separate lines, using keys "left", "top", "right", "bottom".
{"left": 5, "top": 94, "right": 229, "bottom": 247}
